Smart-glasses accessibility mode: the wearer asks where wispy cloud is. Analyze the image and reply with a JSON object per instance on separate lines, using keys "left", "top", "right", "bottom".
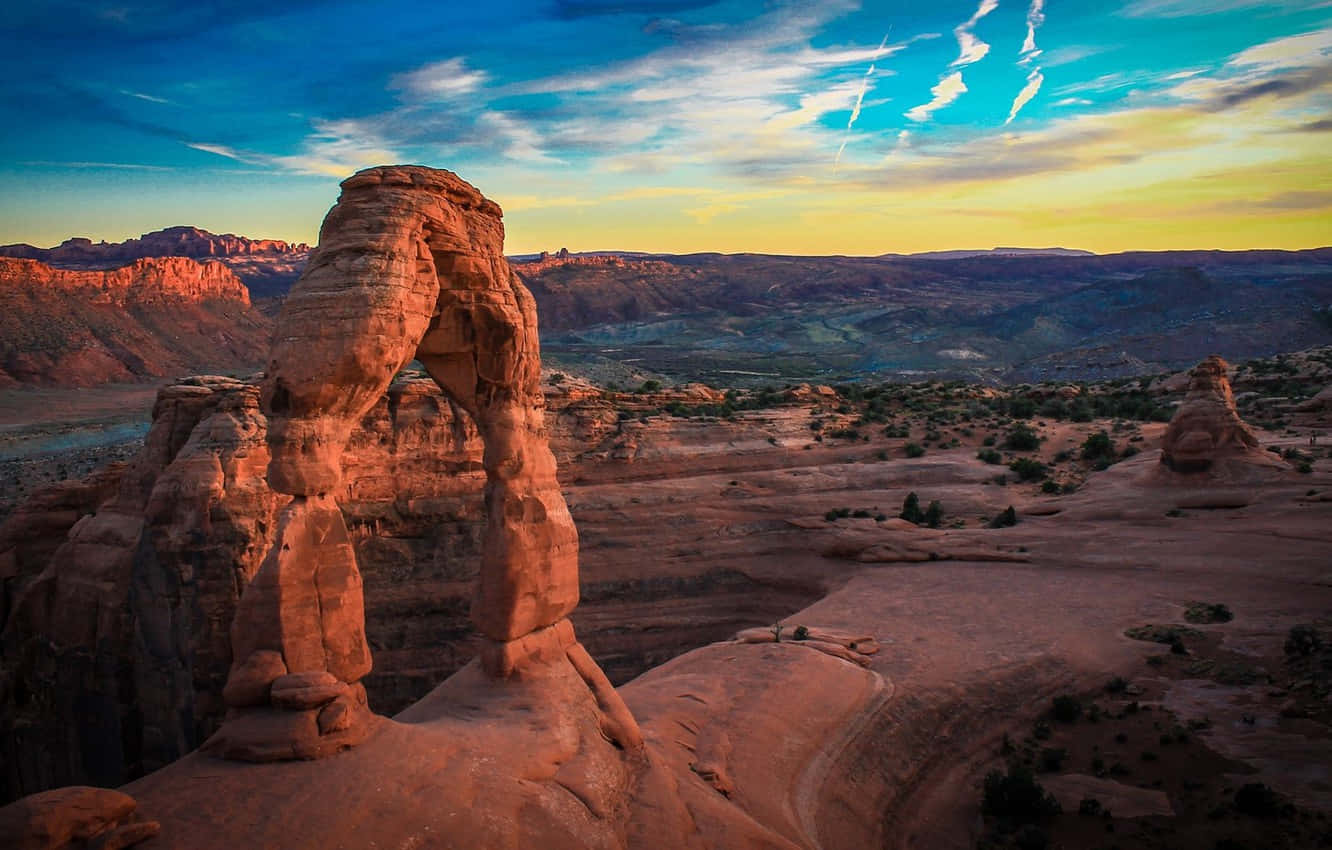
{"left": 1122, "top": 0, "right": 1332, "bottom": 19}
{"left": 119, "top": 89, "right": 170, "bottom": 104}
{"left": 951, "top": 0, "right": 1000, "bottom": 68}
{"left": 390, "top": 57, "right": 489, "bottom": 101}
{"left": 1020, "top": 0, "right": 1045, "bottom": 58}
{"left": 1006, "top": 68, "right": 1045, "bottom": 123}
{"left": 1008, "top": 0, "right": 1046, "bottom": 123}
{"left": 906, "top": 71, "right": 968, "bottom": 122}
{"left": 835, "top": 31, "right": 892, "bottom": 170}
{"left": 19, "top": 160, "right": 174, "bottom": 171}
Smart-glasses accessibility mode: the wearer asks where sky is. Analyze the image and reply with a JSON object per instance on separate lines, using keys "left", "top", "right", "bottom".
{"left": 0, "top": 0, "right": 1329, "bottom": 255}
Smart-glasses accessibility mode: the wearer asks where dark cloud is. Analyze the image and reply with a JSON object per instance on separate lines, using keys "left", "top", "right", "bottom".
{"left": 1293, "top": 118, "right": 1332, "bottom": 132}
{"left": 1206, "top": 64, "right": 1332, "bottom": 112}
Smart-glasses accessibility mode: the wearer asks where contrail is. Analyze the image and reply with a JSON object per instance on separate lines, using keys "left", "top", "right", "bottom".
{"left": 835, "top": 29, "right": 892, "bottom": 172}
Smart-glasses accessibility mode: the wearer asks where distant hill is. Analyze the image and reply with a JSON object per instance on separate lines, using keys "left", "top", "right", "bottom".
{"left": 3, "top": 226, "right": 1330, "bottom": 388}
{"left": 516, "top": 247, "right": 1332, "bottom": 384}
{"left": 0, "top": 226, "right": 310, "bottom": 298}
{"left": 895, "top": 247, "right": 1096, "bottom": 260}
{"left": 0, "top": 256, "right": 272, "bottom": 387}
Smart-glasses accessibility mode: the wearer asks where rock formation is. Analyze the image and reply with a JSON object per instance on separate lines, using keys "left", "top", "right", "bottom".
{"left": 0, "top": 257, "right": 271, "bottom": 387}
{"left": 0, "top": 786, "right": 158, "bottom": 850}
{"left": 206, "top": 165, "right": 639, "bottom": 760}
{"left": 1158, "top": 355, "right": 1286, "bottom": 476}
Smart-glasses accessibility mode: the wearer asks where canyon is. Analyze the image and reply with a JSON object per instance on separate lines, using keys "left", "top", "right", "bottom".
{"left": 0, "top": 167, "right": 1329, "bottom": 849}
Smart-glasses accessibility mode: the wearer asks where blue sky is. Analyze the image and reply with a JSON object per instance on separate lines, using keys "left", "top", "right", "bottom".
{"left": 1, "top": 0, "right": 1329, "bottom": 254}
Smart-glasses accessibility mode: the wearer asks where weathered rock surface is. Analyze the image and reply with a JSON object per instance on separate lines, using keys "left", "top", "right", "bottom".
{"left": 0, "top": 257, "right": 271, "bottom": 387}
{"left": 0, "top": 786, "right": 157, "bottom": 850}
{"left": 1157, "top": 355, "right": 1288, "bottom": 477}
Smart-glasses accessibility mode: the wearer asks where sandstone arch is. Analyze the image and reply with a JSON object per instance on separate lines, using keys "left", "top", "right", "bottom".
{"left": 207, "top": 166, "right": 637, "bottom": 760}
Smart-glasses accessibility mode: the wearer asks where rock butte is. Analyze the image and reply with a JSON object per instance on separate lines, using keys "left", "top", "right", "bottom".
{"left": 1, "top": 169, "right": 1329, "bottom": 848}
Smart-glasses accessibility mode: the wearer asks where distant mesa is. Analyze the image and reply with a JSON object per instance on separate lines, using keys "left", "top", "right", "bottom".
{"left": 0, "top": 226, "right": 310, "bottom": 299}
{"left": 895, "top": 246, "right": 1096, "bottom": 260}
{"left": 0, "top": 256, "right": 270, "bottom": 387}
{"left": 0, "top": 225, "right": 308, "bottom": 265}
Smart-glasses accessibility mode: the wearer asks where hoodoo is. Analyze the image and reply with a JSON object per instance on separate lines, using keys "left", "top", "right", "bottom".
{"left": 205, "top": 165, "right": 639, "bottom": 760}
{"left": 1157, "top": 354, "right": 1288, "bottom": 478}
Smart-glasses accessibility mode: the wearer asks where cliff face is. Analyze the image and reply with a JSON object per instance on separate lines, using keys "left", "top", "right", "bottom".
{"left": 0, "top": 257, "right": 270, "bottom": 387}
{"left": 0, "top": 257, "right": 252, "bottom": 305}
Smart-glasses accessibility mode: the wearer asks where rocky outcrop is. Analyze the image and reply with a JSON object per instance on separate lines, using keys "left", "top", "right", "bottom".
{"left": 1158, "top": 355, "right": 1286, "bottom": 476}
{"left": 208, "top": 165, "right": 637, "bottom": 761}
{"left": 0, "top": 786, "right": 158, "bottom": 850}
{"left": 0, "top": 258, "right": 271, "bottom": 387}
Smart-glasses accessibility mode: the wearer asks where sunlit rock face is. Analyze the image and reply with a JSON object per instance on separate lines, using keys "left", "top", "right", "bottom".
{"left": 1159, "top": 355, "right": 1277, "bottom": 474}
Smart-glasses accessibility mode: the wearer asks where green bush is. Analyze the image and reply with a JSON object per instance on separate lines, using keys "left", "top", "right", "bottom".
{"left": 1009, "top": 457, "right": 1049, "bottom": 482}
{"left": 1184, "top": 602, "right": 1233, "bottom": 624}
{"left": 1285, "top": 624, "right": 1322, "bottom": 657}
{"left": 904, "top": 442, "right": 926, "bottom": 458}
{"left": 924, "top": 500, "right": 944, "bottom": 528}
{"left": 1004, "top": 425, "right": 1041, "bottom": 451}
{"left": 900, "top": 492, "right": 924, "bottom": 524}
{"left": 981, "top": 765, "right": 1061, "bottom": 819}
{"left": 978, "top": 448, "right": 1002, "bottom": 464}
{"left": 1081, "top": 430, "right": 1116, "bottom": 462}
{"left": 1051, "top": 695, "right": 1083, "bottom": 723}
{"left": 988, "top": 506, "right": 1019, "bottom": 528}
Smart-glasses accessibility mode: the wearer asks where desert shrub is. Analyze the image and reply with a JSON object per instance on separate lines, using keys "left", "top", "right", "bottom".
{"left": 1081, "top": 431, "right": 1116, "bottom": 462}
{"left": 1013, "top": 825, "right": 1049, "bottom": 850}
{"left": 1284, "top": 624, "right": 1323, "bottom": 657}
{"left": 1184, "top": 602, "right": 1233, "bottom": 624}
{"left": 1009, "top": 457, "right": 1048, "bottom": 482}
{"left": 1124, "top": 624, "right": 1201, "bottom": 645}
{"left": 978, "top": 448, "right": 1002, "bottom": 464}
{"left": 988, "top": 506, "right": 1019, "bottom": 528}
{"left": 1105, "top": 676, "right": 1128, "bottom": 693}
{"left": 1077, "top": 798, "right": 1102, "bottom": 816}
{"left": 1004, "top": 425, "right": 1041, "bottom": 451}
{"left": 982, "top": 434, "right": 997, "bottom": 446}
{"left": 900, "top": 492, "right": 924, "bottom": 524}
{"left": 1234, "top": 783, "right": 1287, "bottom": 817}
{"left": 549, "top": 372, "right": 566, "bottom": 384}
{"left": 1040, "top": 480, "right": 1060, "bottom": 494}
{"left": 1039, "top": 747, "right": 1067, "bottom": 771}
{"left": 1038, "top": 398, "right": 1067, "bottom": 419}
{"left": 1051, "top": 695, "right": 1082, "bottom": 723}
{"left": 635, "top": 379, "right": 661, "bottom": 394}
{"left": 904, "top": 442, "right": 926, "bottom": 458}
{"left": 792, "top": 625, "right": 810, "bottom": 641}
{"left": 824, "top": 507, "right": 852, "bottom": 521}
{"left": 923, "top": 500, "right": 944, "bottom": 528}
{"left": 1008, "top": 398, "right": 1037, "bottom": 419}
{"left": 851, "top": 509, "right": 872, "bottom": 518}
{"left": 982, "top": 765, "right": 1061, "bottom": 820}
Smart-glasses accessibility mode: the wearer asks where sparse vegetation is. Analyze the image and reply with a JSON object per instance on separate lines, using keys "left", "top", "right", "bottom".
{"left": 1183, "top": 602, "right": 1233, "bottom": 624}
{"left": 988, "top": 506, "right": 1019, "bottom": 528}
